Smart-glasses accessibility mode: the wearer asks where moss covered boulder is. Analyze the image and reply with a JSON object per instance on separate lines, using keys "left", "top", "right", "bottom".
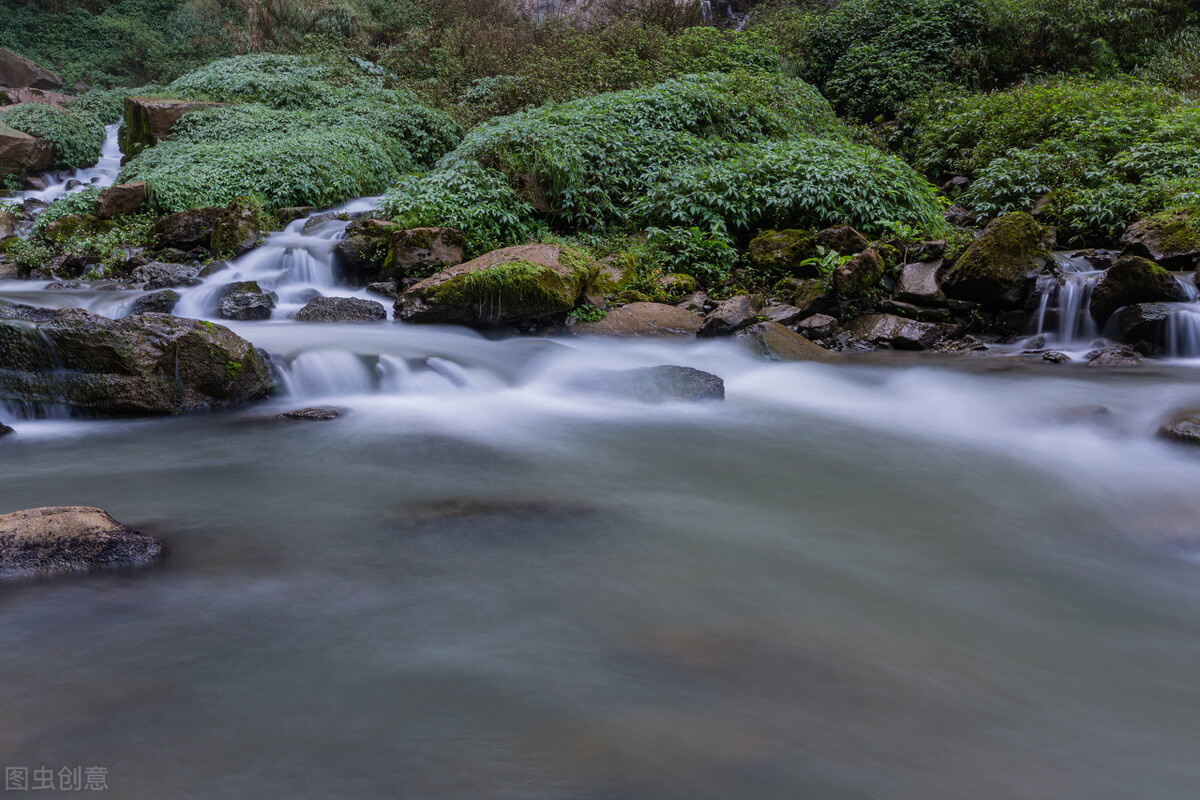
{"left": 816, "top": 225, "right": 869, "bottom": 255}
{"left": 943, "top": 213, "right": 1053, "bottom": 309}
{"left": 832, "top": 248, "right": 884, "bottom": 299}
{"left": 0, "top": 303, "right": 273, "bottom": 415}
{"left": 747, "top": 229, "right": 819, "bottom": 277}
{"left": 210, "top": 196, "right": 266, "bottom": 257}
{"left": 1121, "top": 213, "right": 1200, "bottom": 271}
{"left": 335, "top": 222, "right": 465, "bottom": 286}
{"left": 41, "top": 214, "right": 111, "bottom": 244}
{"left": 1089, "top": 255, "right": 1186, "bottom": 324}
{"left": 119, "top": 97, "right": 220, "bottom": 160}
{"left": 395, "top": 244, "right": 596, "bottom": 328}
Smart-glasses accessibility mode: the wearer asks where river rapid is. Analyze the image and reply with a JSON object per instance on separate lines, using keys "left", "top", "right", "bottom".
{"left": 4, "top": 201, "right": 1200, "bottom": 797}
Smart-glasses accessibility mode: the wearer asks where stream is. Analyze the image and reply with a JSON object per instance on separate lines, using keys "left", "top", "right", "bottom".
{"left": 4, "top": 186, "right": 1200, "bottom": 798}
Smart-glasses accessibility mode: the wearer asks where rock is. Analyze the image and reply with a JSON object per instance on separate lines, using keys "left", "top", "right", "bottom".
{"left": 92, "top": 181, "right": 147, "bottom": 219}
{"left": 1089, "top": 255, "right": 1185, "bottom": 324}
{"left": 44, "top": 281, "right": 81, "bottom": 290}
{"left": 210, "top": 196, "right": 264, "bottom": 257}
{"left": 570, "top": 365, "right": 724, "bottom": 403}
{"left": 276, "top": 207, "right": 318, "bottom": 226}
{"left": 277, "top": 406, "right": 344, "bottom": 421}
{"left": 698, "top": 295, "right": 761, "bottom": 337}
{"left": 124, "top": 290, "right": 180, "bottom": 316}
{"left": 655, "top": 273, "right": 698, "bottom": 300}
{"left": 796, "top": 313, "right": 838, "bottom": 339}
{"left": 0, "top": 506, "right": 162, "bottom": 579}
{"left": 944, "top": 205, "right": 976, "bottom": 226}
{"left": 198, "top": 260, "right": 230, "bottom": 278}
{"left": 0, "top": 50, "right": 63, "bottom": 90}
{"left": 832, "top": 248, "right": 884, "bottom": 299}
{"left": 569, "top": 302, "right": 703, "bottom": 337}
{"left": 150, "top": 207, "right": 224, "bottom": 251}
{"left": 1084, "top": 344, "right": 1142, "bottom": 367}
{"left": 747, "top": 229, "right": 819, "bottom": 276}
{"left": 130, "top": 261, "right": 200, "bottom": 289}
{"left": 0, "top": 122, "right": 54, "bottom": 179}
{"left": 759, "top": 303, "right": 805, "bottom": 327}
{"left": 382, "top": 227, "right": 465, "bottom": 282}
{"left": 334, "top": 218, "right": 398, "bottom": 282}
{"left": 773, "top": 277, "right": 835, "bottom": 316}
{"left": 1115, "top": 302, "right": 1175, "bottom": 345}
{"left": 894, "top": 259, "right": 946, "bottom": 305}
{"left": 0, "top": 304, "right": 273, "bottom": 414}
{"left": 295, "top": 296, "right": 386, "bottom": 323}
{"left": 120, "top": 97, "right": 220, "bottom": 159}
{"left": 302, "top": 210, "right": 371, "bottom": 234}
{"left": 943, "top": 213, "right": 1053, "bottom": 308}
{"left": 395, "top": 244, "right": 596, "bottom": 328}
{"left": 216, "top": 281, "right": 277, "bottom": 321}
{"left": 1121, "top": 213, "right": 1200, "bottom": 270}
{"left": 816, "top": 225, "right": 869, "bottom": 255}
{"left": 0, "top": 87, "right": 72, "bottom": 108}
{"left": 734, "top": 321, "right": 836, "bottom": 362}
{"left": 675, "top": 291, "right": 710, "bottom": 314}
{"left": 40, "top": 214, "right": 110, "bottom": 244}
{"left": 0, "top": 420, "right": 11, "bottom": 436}
{"left": 1158, "top": 408, "right": 1200, "bottom": 445}
{"left": 1043, "top": 351, "right": 1071, "bottom": 363}
{"left": 0, "top": 208, "right": 17, "bottom": 239}
{"left": 366, "top": 281, "right": 399, "bottom": 299}
{"left": 845, "top": 313, "right": 943, "bottom": 350}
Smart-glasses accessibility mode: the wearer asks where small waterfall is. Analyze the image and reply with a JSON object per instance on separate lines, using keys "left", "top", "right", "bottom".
{"left": 280, "top": 351, "right": 376, "bottom": 398}
{"left": 1165, "top": 306, "right": 1200, "bottom": 358}
{"left": 1031, "top": 253, "right": 1103, "bottom": 346}
{"left": 12, "top": 123, "right": 122, "bottom": 208}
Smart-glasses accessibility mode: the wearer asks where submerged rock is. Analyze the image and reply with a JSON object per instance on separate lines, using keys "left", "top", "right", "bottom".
{"left": 216, "top": 281, "right": 277, "bottom": 321}
{"left": 1084, "top": 344, "right": 1142, "bottom": 368}
{"left": 0, "top": 506, "right": 162, "bottom": 579}
{"left": 845, "top": 313, "right": 943, "bottom": 350}
{"left": 698, "top": 295, "right": 760, "bottom": 337}
{"left": 277, "top": 406, "right": 344, "bottom": 421}
{"left": 1115, "top": 302, "right": 1174, "bottom": 345}
{"left": 734, "top": 321, "right": 836, "bottom": 362}
{"left": 1089, "top": 255, "right": 1186, "bottom": 324}
{"left": 0, "top": 420, "right": 11, "bottom": 436}
{"left": 1158, "top": 408, "right": 1200, "bottom": 445}
{"left": 295, "top": 296, "right": 386, "bottom": 323}
{"left": 570, "top": 365, "right": 724, "bottom": 403}
{"left": 944, "top": 212, "right": 1053, "bottom": 308}
{"left": 569, "top": 302, "right": 702, "bottom": 337}
{"left": 0, "top": 304, "right": 273, "bottom": 414}
{"left": 395, "top": 244, "right": 595, "bottom": 328}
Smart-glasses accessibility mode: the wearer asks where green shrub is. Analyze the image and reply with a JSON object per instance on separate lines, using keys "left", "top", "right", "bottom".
{"left": 32, "top": 188, "right": 101, "bottom": 237}
{"left": 1, "top": 103, "right": 106, "bottom": 170}
{"left": 1137, "top": 27, "right": 1200, "bottom": 95}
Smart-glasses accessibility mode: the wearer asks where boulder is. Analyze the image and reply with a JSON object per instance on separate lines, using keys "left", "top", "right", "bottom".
{"left": 698, "top": 295, "right": 761, "bottom": 337}
{"left": 774, "top": 277, "right": 835, "bottom": 316}
{"left": 1084, "top": 345, "right": 1142, "bottom": 367}
{"left": 0, "top": 208, "right": 17, "bottom": 239}
{"left": 0, "top": 506, "right": 163, "bottom": 579}
{"left": 1089, "top": 255, "right": 1185, "bottom": 324}
{"left": 894, "top": 259, "right": 946, "bottom": 305}
{"left": 797, "top": 313, "right": 838, "bottom": 339}
{"left": 383, "top": 227, "right": 465, "bottom": 282}
{"left": 816, "top": 225, "right": 869, "bottom": 255}
{"left": 0, "top": 87, "right": 73, "bottom": 108}
{"left": 210, "top": 197, "right": 263, "bottom": 257}
{"left": 395, "top": 244, "right": 596, "bottom": 328}
{"left": 1115, "top": 302, "right": 1174, "bottom": 345}
{"left": 674, "top": 291, "right": 710, "bottom": 314}
{"left": 1158, "top": 408, "right": 1200, "bottom": 445}
{"left": 0, "top": 304, "right": 273, "bottom": 415}
{"left": 120, "top": 97, "right": 220, "bottom": 159}
{"left": 655, "top": 273, "right": 699, "bottom": 300}
{"left": 845, "top": 313, "right": 943, "bottom": 350}
{"left": 734, "top": 321, "right": 836, "bottom": 362}
{"left": 295, "top": 296, "right": 387, "bottom": 323}
{"left": 570, "top": 365, "right": 724, "bottom": 403}
{"left": 124, "top": 290, "right": 180, "bottom": 316}
{"left": 94, "top": 182, "right": 147, "bottom": 219}
{"left": 569, "top": 302, "right": 703, "bottom": 337}
{"left": 0, "top": 122, "right": 53, "bottom": 178}
{"left": 149, "top": 207, "right": 224, "bottom": 251}
{"left": 41, "top": 214, "right": 110, "bottom": 244}
{"left": 1121, "top": 213, "right": 1200, "bottom": 270}
{"left": 943, "top": 212, "right": 1053, "bottom": 308}
{"left": 832, "top": 248, "right": 884, "bottom": 299}
{"left": 334, "top": 218, "right": 399, "bottom": 282}
{"left": 276, "top": 206, "right": 318, "bottom": 226}
{"left": 302, "top": 209, "right": 371, "bottom": 234}
{"left": 131, "top": 261, "right": 200, "bottom": 289}
{"left": 759, "top": 303, "right": 806, "bottom": 327}
{"left": 747, "top": 229, "right": 819, "bottom": 276}
{"left": 0, "top": 50, "right": 62, "bottom": 90}
{"left": 216, "top": 281, "right": 277, "bottom": 321}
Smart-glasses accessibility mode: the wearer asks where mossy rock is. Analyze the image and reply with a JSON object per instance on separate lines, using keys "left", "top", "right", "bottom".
{"left": 1121, "top": 212, "right": 1200, "bottom": 270}
{"left": 832, "top": 248, "right": 883, "bottom": 299}
{"left": 40, "top": 214, "right": 112, "bottom": 243}
{"left": 655, "top": 273, "right": 699, "bottom": 301}
{"left": 747, "top": 229, "right": 819, "bottom": 277}
{"left": 943, "top": 212, "right": 1052, "bottom": 309}
{"left": 1089, "top": 255, "right": 1185, "bottom": 324}
{"left": 210, "top": 196, "right": 266, "bottom": 257}
{"left": 395, "top": 244, "right": 597, "bottom": 328}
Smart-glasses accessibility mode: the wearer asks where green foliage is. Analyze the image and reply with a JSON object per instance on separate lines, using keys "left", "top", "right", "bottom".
{"left": 0, "top": 104, "right": 105, "bottom": 170}
{"left": 644, "top": 226, "right": 739, "bottom": 285}
{"left": 381, "top": 72, "right": 928, "bottom": 256}
{"left": 67, "top": 85, "right": 155, "bottom": 123}
{"left": 117, "top": 56, "right": 460, "bottom": 212}
{"left": 568, "top": 305, "right": 607, "bottom": 322}
{"left": 1137, "top": 26, "right": 1200, "bottom": 96}
{"left": 32, "top": 188, "right": 101, "bottom": 237}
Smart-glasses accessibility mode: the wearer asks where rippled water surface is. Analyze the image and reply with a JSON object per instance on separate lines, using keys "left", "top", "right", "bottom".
{"left": 5, "top": 324, "right": 1200, "bottom": 798}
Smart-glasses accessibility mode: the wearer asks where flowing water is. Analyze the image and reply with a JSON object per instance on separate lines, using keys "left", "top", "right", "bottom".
{"left": 6, "top": 204, "right": 1200, "bottom": 797}
{"left": 9, "top": 124, "right": 123, "bottom": 208}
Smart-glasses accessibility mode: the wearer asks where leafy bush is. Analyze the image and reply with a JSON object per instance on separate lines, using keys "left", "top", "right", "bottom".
{"left": 382, "top": 72, "right": 945, "bottom": 259}
{"left": 32, "top": 188, "right": 101, "bottom": 237}
{"left": 643, "top": 226, "right": 739, "bottom": 285}
{"left": 0, "top": 104, "right": 106, "bottom": 169}
{"left": 1137, "top": 26, "right": 1200, "bottom": 95}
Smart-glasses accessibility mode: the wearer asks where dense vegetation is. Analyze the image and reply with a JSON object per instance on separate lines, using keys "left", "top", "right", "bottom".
{"left": 1, "top": 102, "right": 105, "bottom": 169}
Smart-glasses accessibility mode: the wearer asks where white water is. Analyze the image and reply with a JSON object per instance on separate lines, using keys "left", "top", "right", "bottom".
{"left": 9, "top": 123, "right": 122, "bottom": 207}
{"left": 1030, "top": 253, "right": 1103, "bottom": 346}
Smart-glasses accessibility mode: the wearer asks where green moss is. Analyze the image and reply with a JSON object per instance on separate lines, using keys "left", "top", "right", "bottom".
{"left": 747, "top": 229, "right": 819, "bottom": 275}
{"left": 1153, "top": 212, "right": 1200, "bottom": 254}
{"left": 944, "top": 212, "right": 1051, "bottom": 306}
{"left": 428, "top": 260, "right": 581, "bottom": 314}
